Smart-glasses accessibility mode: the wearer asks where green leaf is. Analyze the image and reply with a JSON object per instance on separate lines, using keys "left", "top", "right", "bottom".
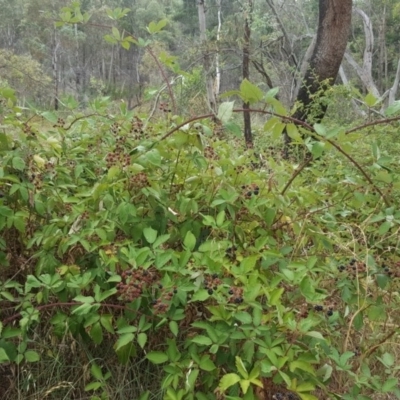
{"left": 100, "top": 315, "right": 115, "bottom": 333}
{"left": 146, "top": 351, "right": 168, "bottom": 364}
{"left": 224, "top": 122, "right": 242, "bottom": 137}
{"left": 239, "top": 379, "right": 251, "bottom": 394}
{"left": 239, "top": 79, "right": 263, "bottom": 104}
{"left": 235, "top": 311, "right": 252, "bottom": 324}
{"left": 147, "top": 19, "right": 167, "bottom": 34}
{"left": 91, "top": 363, "right": 103, "bottom": 380}
{"left": 184, "top": 231, "right": 196, "bottom": 251}
{"left": 112, "top": 26, "right": 120, "bottom": 40}
{"left": 12, "top": 157, "right": 25, "bottom": 171}
{"left": 191, "top": 335, "right": 212, "bottom": 346}
{"left": 217, "top": 101, "right": 234, "bottom": 123}
{"left": 0, "top": 348, "right": 9, "bottom": 362}
{"left": 385, "top": 100, "right": 400, "bottom": 116}
{"left": 290, "top": 361, "right": 316, "bottom": 376}
{"left": 143, "top": 227, "right": 157, "bottom": 244}
{"left": 365, "top": 92, "right": 378, "bottom": 107}
{"left": 137, "top": 332, "right": 147, "bottom": 349}
{"left": 114, "top": 333, "right": 134, "bottom": 351}
{"left": 235, "top": 356, "right": 248, "bottom": 379}
{"left": 169, "top": 321, "right": 178, "bottom": 337}
{"left": 296, "top": 381, "right": 316, "bottom": 392}
{"left": 382, "top": 377, "right": 398, "bottom": 392}
{"left": 24, "top": 350, "right": 40, "bottom": 362}
{"left": 286, "top": 123, "right": 302, "bottom": 141}
{"left": 84, "top": 381, "right": 103, "bottom": 391}
{"left": 367, "top": 305, "right": 386, "bottom": 322}
{"left": 219, "top": 373, "right": 241, "bottom": 391}
{"left": 199, "top": 355, "right": 216, "bottom": 371}
{"left": 90, "top": 322, "right": 103, "bottom": 345}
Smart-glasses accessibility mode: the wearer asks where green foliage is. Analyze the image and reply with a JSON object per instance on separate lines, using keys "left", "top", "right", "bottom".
{"left": 1, "top": 83, "right": 400, "bottom": 399}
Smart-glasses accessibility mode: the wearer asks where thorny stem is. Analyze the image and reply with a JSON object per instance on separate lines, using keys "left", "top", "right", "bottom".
{"left": 157, "top": 108, "right": 389, "bottom": 206}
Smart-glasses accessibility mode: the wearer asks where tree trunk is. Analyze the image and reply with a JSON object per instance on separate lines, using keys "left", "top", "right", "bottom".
{"left": 52, "top": 31, "right": 59, "bottom": 111}
{"left": 197, "top": 0, "right": 217, "bottom": 113}
{"left": 343, "top": 8, "right": 380, "bottom": 98}
{"left": 243, "top": 0, "right": 253, "bottom": 146}
{"left": 284, "top": 0, "right": 352, "bottom": 156}
{"left": 295, "top": 0, "right": 352, "bottom": 121}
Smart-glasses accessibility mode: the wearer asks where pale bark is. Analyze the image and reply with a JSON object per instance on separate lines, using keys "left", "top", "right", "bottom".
{"left": 265, "top": 0, "right": 298, "bottom": 68}
{"left": 343, "top": 8, "right": 380, "bottom": 98}
{"left": 214, "top": 0, "right": 221, "bottom": 97}
{"left": 388, "top": 56, "right": 400, "bottom": 106}
{"left": 197, "top": 0, "right": 217, "bottom": 113}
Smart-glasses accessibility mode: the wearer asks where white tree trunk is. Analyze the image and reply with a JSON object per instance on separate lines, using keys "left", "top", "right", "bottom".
{"left": 343, "top": 8, "right": 380, "bottom": 98}
{"left": 197, "top": 0, "right": 217, "bottom": 112}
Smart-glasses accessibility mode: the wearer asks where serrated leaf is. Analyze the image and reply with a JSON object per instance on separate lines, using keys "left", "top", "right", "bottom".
{"left": 382, "top": 377, "right": 398, "bottom": 392}
{"left": 169, "top": 321, "right": 178, "bottom": 336}
{"left": 219, "top": 373, "right": 241, "bottom": 391}
{"left": 235, "top": 356, "right": 248, "bottom": 379}
{"left": 235, "top": 312, "right": 252, "bottom": 324}
{"left": 184, "top": 231, "right": 196, "bottom": 251}
{"left": 191, "top": 335, "right": 212, "bottom": 346}
{"left": 290, "top": 361, "right": 315, "bottom": 376}
{"left": 365, "top": 92, "right": 378, "bottom": 107}
{"left": 190, "top": 289, "right": 210, "bottom": 302}
{"left": 385, "top": 100, "right": 400, "bottom": 116}
{"left": 146, "top": 351, "right": 168, "bottom": 364}
{"left": 217, "top": 101, "right": 234, "bottom": 123}
{"left": 100, "top": 315, "right": 114, "bottom": 333}
{"left": 90, "top": 322, "right": 103, "bottom": 345}
{"left": 143, "top": 227, "right": 157, "bottom": 244}
{"left": 199, "top": 356, "right": 216, "bottom": 371}
{"left": 137, "top": 332, "right": 147, "bottom": 349}
{"left": 24, "top": 350, "right": 40, "bottom": 362}
{"left": 91, "top": 363, "right": 103, "bottom": 380}
{"left": 114, "top": 333, "right": 134, "bottom": 351}
{"left": 240, "top": 79, "right": 263, "bottom": 104}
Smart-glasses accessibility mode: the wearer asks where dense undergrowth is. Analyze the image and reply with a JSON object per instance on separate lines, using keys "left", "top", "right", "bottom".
{"left": 1, "top": 78, "right": 400, "bottom": 400}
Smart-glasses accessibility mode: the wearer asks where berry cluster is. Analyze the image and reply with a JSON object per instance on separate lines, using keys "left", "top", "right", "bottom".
{"left": 241, "top": 183, "right": 260, "bottom": 199}
{"left": 105, "top": 150, "right": 130, "bottom": 169}
{"left": 273, "top": 392, "right": 298, "bottom": 400}
{"left": 152, "top": 290, "right": 174, "bottom": 314}
{"left": 117, "top": 268, "right": 160, "bottom": 302}
{"left": 204, "top": 146, "right": 218, "bottom": 160}
{"left": 22, "top": 123, "right": 36, "bottom": 137}
{"left": 128, "top": 172, "right": 149, "bottom": 190}
{"left": 117, "top": 268, "right": 175, "bottom": 315}
{"left": 110, "top": 122, "right": 121, "bottom": 134}
{"left": 228, "top": 286, "right": 244, "bottom": 304}
{"left": 204, "top": 273, "right": 222, "bottom": 295}
{"left": 29, "top": 171, "right": 43, "bottom": 190}
{"left": 234, "top": 165, "right": 245, "bottom": 174}
{"left": 225, "top": 246, "right": 237, "bottom": 261}
{"left": 236, "top": 207, "right": 249, "bottom": 221}
{"left": 338, "top": 259, "right": 367, "bottom": 277}
{"left": 53, "top": 117, "right": 65, "bottom": 128}
{"left": 313, "top": 302, "right": 337, "bottom": 317}
{"left": 130, "top": 117, "right": 145, "bottom": 139}
{"left": 381, "top": 261, "right": 400, "bottom": 278}
{"left": 159, "top": 102, "right": 171, "bottom": 113}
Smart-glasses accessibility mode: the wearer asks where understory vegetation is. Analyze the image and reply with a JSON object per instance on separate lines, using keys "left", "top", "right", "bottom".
{"left": 2, "top": 4, "right": 400, "bottom": 400}
{"left": 1, "top": 81, "right": 400, "bottom": 400}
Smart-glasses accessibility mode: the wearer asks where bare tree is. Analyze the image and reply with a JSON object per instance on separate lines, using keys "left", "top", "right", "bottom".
{"left": 197, "top": 0, "right": 217, "bottom": 113}
{"left": 243, "top": 0, "right": 253, "bottom": 146}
